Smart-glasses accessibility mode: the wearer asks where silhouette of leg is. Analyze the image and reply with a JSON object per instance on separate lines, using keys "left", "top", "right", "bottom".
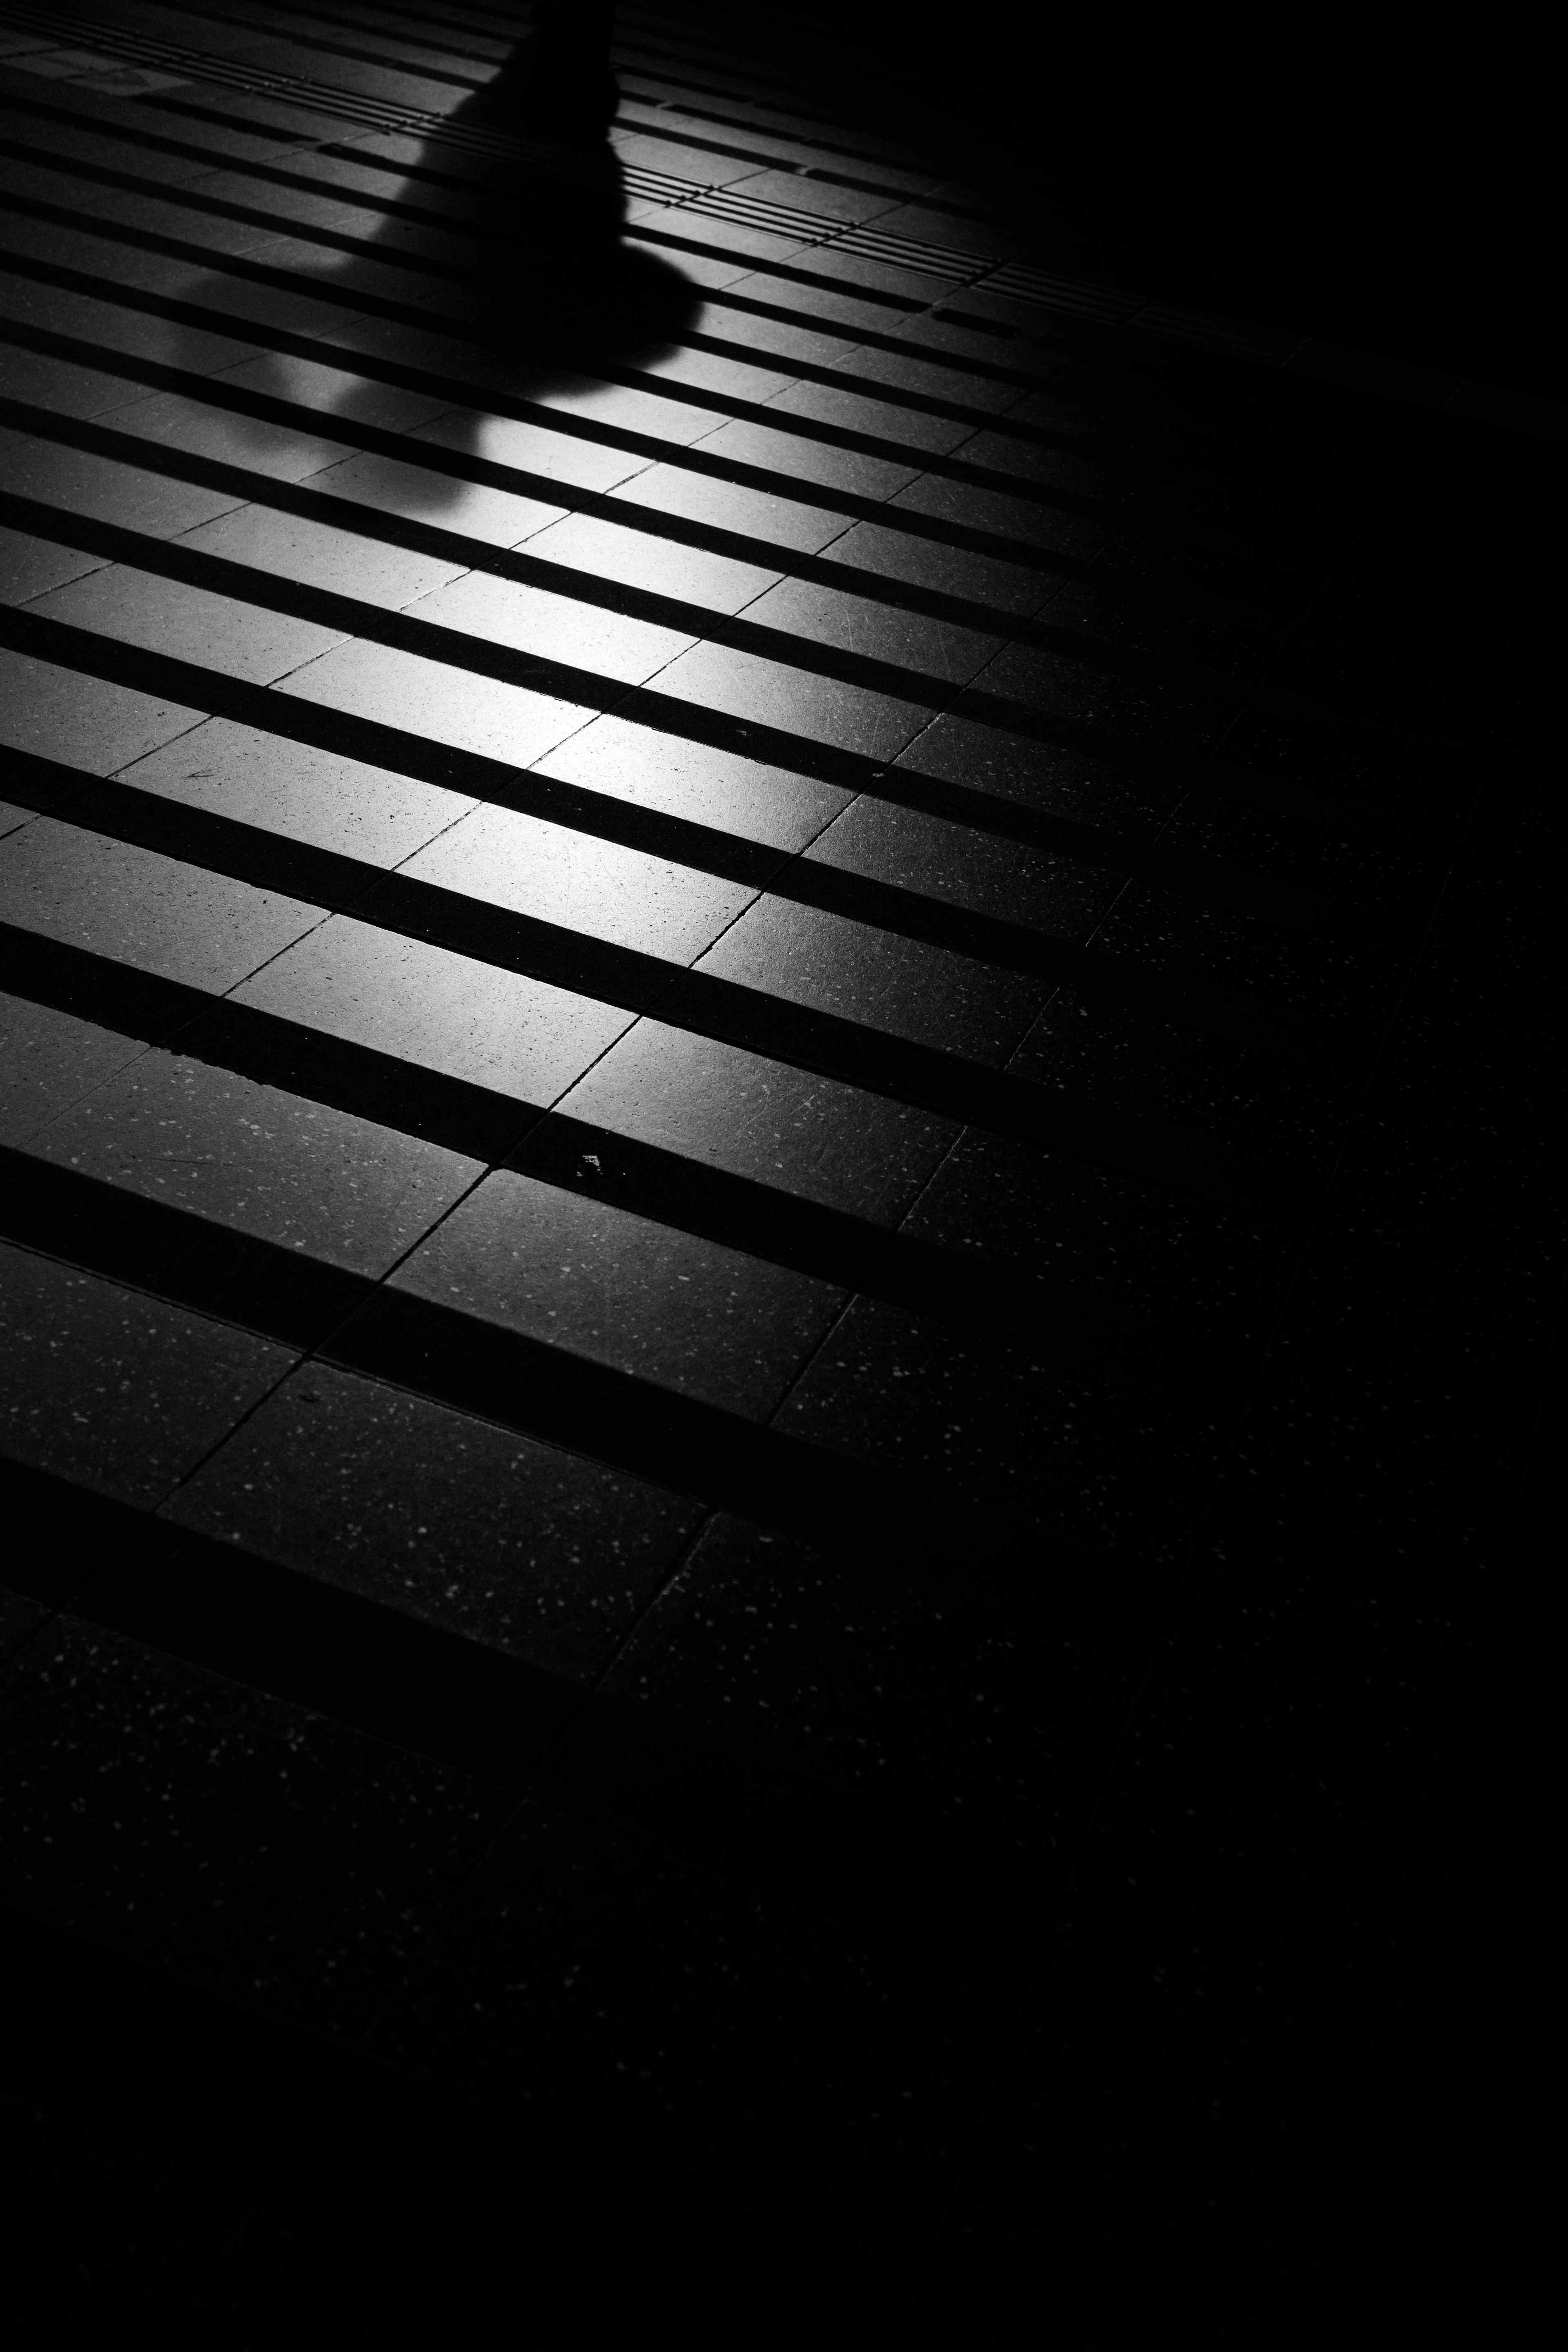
{"left": 473, "top": 3, "right": 620, "bottom": 142}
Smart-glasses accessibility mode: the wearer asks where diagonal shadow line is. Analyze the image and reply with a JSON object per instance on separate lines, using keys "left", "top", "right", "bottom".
{"left": 0, "top": 488, "right": 1251, "bottom": 785}
{"left": 0, "top": 183, "right": 1142, "bottom": 522}
{"left": 0, "top": 744, "right": 1284, "bottom": 1158}
{"left": 0, "top": 246, "right": 1123, "bottom": 574}
{"left": 0, "top": 454, "right": 1247, "bottom": 720}
{"left": 0, "top": 739, "right": 1100, "bottom": 984}
{"left": 0, "top": 1148, "right": 1128, "bottom": 1584}
{"left": 0, "top": 178, "right": 1133, "bottom": 519}
{"left": 0, "top": 920, "right": 1287, "bottom": 1330}
{"left": 0, "top": 379, "right": 1259, "bottom": 681}
{"left": 0, "top": 586, "right": 1408, "bottom": 890}
{"left": 0, "top": 315, "right": 1114, "bottom": 618}
{"left": 0, "top": 107, "right": 1138, "bottom": 460}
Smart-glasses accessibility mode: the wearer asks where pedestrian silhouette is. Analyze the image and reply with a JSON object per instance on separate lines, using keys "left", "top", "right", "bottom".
{"left": 165, "top": 0, "right": 697, "bottom": 516}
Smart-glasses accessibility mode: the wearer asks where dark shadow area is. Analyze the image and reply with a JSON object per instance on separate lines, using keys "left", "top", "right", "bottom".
{"left": 172, "top": 85, "right": 702, "bottom": 506}
{"left": 778, "top": 1, "right": 1555, "bottom": 391}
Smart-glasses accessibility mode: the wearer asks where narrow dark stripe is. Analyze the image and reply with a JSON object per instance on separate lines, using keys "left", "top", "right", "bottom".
{"left": 1, "top": 1145, "right": 373, "bottom": 1346}
{"left": 0, "top": 107, "right": 1134, "bottom": 460}
{"left": 0, "top": 920, "right": 547, "bottom": 1162}
{"left": 0, "top": 921, "right": 1261, "bottom": 1362}
{"left": 0, "top": 1155, "right": 1081, "bottom": 1570}
{"left": 0, "top": 351, "right": 1108, "bottom": 653}
{"left": 0, "top": 249, "right": 1112, "bottom": 575}
{"left": 0, "top": 592, "right": 1111, "bottom": 871}
{"left": 0, "top": 485, "right": 1248, "bottom": 795}
{"left": 0, "top": 733, "right": 1290, "bottom": 1168}
{"left": 0, "top": 1457, "right": 584, "bottom": 1788}
{"left": 0, "top": 183, "right": 1134, "bottom": 520}
{"left": 6, "top": 738, "right": 1107, "bottom": 984}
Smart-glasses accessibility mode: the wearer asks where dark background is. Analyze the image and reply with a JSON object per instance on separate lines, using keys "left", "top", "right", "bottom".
{"left": 784, "top": 1, "right": 1555, "bottom": 387}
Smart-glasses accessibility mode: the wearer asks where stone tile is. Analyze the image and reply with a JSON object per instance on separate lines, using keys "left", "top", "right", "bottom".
{"left": 595, "top": 1511, "right": 1072, "bottom": 1813}
{"left": 820, "top": 518, "right": 1058, "bottom": 614}
{"left": 399, "top": 802, "right": 752, "bottom": 962}
{"left": 740, "top": 575, "right": 1001, "bottom": 683}
{"left": 762, "top": 380, "right": 977, "bottom": 457}
{"left": 104, "top": 388, "right": 353, "bottom": 483}
{"left": 610, "top": 461, "right": 852, "bottom": 553}
{"left": 1008, "top": 984, "right": 1343, "bottom": 1174}
{"left": 611, "top": 131, "right": 775, "bottom": 184}
{"left": 802, "top": 248, "right": 952, "bottom": 303}
{"left": 718, "top": 268, "right": 909, "bottom": 336}
{"left": 0, "top": 817, "right": 323, "bottom": 990}
{"left": 970, "top": 639, "right": 1238, "bottom": 752}
{"left": 690, "top": 417, "right": 919, "bottom": 501}
{"left": 771, "top": 1292, "right": 1137, "bottom": 1538}
{"left": 411, "top": 408, "right": 653, "bottom": 495}
{"left": 696, "top": 895, "right": 1045, "bottom": 1062}
{"left": 205, "top": 349, "right": 456, "bottom": 435}
{"left": 636, "top": 341, "right": 797, "bottom": 406}
{"left": 556, "top": 1019, "right": 957, "bottom": 1223}
{"left": 232, "top": 916, "right": 631, "bottom": 1103}
{"left": 392, "top": 1168, "right": 842, "bottom": 1419}
{"left": 0, "top": 439, "right": 247, "bottom": 538}
{"left": 900, "top": 1128, "right": 1282, "bottom": 1342}
{"left": 115, "top": 717, "right": 474, "bottom": 866}
{"left": 523, "top": 510, "right": 783, "bottom": 615}
{"left": 274, "top": 638, "right": 592, "bottom": 765}
{"left": 403, "top": 570, "right": 695, "bottom": 684}
{"left": 0, "top": 993, "right": 146, "bottom": 1145}
{"left": 31, "top": 1052, "right": 480, "bottom": 1274}
{"left": 27, "top": 566, "right": 348, "bottom": 686}
{"left": 838, "top": 343, "right": 1023, "bottom": 413}
{"left": 0, "top": 1242, "right": 292, "bottom": 1506}
{"left": 953, "top": 429, "right": 1127, "bottom": 501}
{"left": 0, "top": 523, "right": 110, "bottom": 605}
{"left": 0, "top": 649, "right": 205, "bottom": 773}
{"left": 306, "top": 449, "right": 568, "bottom": 547}
{"left": 889, "top": 472, "right": 1108, "bottom": 558}
{"left": 1090, "top": 881, "right": 1394, "bottom": 1029}
{"left": 532, "top": 372, "right": 723, "bottom": 447}
{"left": 699, "top": 300, "right": 854, "bottom": 371}
{"left": 720, "top": 170, "right": 899, "bottom": 225}
{"left": 0, "top": 341, "right": 149, "bottom": 420}
{"left": 167, "top": 1358, "right": 701, "bottom": 1680}
{"left": 0, "top": 1613, "right": 507, "bottom": 2033}
{"left": 805, "top": 795, "right": 1121, "bottom": 934}
{"left": 0, "top": 272, "right": 262, "bottom": 374}
{"left": 895, "top": 714, "right": 1180, "bottom": 842}
{"left": 533, "top": 716, "right": 849, "bottom": 851}
{"left": 172, "top": 505, "right": 468, "bottom": 609}
{"left": 652, "top": 639, "right": 931, "bottom": 760}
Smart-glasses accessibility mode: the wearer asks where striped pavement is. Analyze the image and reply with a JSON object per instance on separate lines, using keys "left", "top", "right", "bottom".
{"left": 0, "top": 1, "right": 1518, "bottom": 2316}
